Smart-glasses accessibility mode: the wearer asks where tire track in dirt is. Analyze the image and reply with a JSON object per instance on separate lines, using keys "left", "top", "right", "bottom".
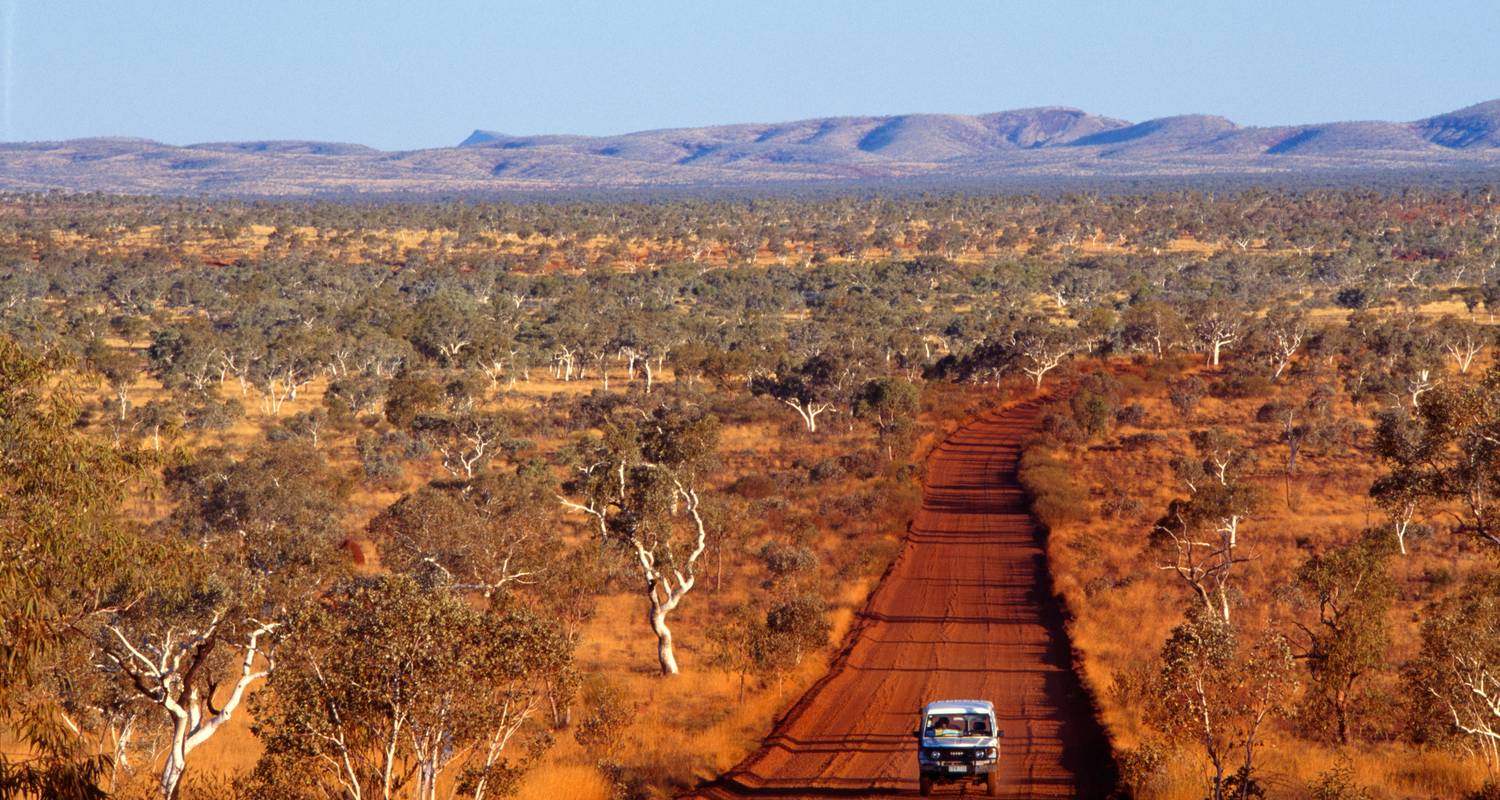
{"left": 692, "top": 399, "right": 1116, "bottom": 798}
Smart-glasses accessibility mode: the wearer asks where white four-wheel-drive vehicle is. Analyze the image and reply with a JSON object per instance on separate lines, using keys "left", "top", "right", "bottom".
{"left": 912, "top": 699, "right": 1001, "bottom": 796}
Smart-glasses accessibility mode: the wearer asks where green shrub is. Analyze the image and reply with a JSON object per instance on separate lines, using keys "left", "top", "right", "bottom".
{"left": 1308, "top": 761, "right": 1372, "bottom": 800}
{"left": 758, "top": 541, "right": 819, "bottom": 590}
{"left": 1070, "top": 390, "right": 1117, "bottom": 439}
{"left": 766, "top": 594, "right": 833, "bottom": 667}
{"left": 1167, "top": 376, "right": 1206, "bottom": 419}
{"left": 1116, "top": 740, "right": 1168, "bottom": 798}
{"left": 575, "top": 677, "right": 632, "bottom": 757}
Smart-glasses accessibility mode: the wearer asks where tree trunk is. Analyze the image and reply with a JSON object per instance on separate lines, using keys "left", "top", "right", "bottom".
{"left": 650, "top": 604, "right": 679, "bottom": 676}
{"left": 108, "top": 716, "right": 135, "bottom": 793}
{"left": 1335, "top": 685, "right": 1351, "bottom": 745}
{"left": 159, "top": 739, "right": 187, "bottom": 800}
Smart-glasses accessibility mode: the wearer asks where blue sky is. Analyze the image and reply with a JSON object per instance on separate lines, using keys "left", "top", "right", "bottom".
{"left": 6, "top": 1, "right": 1499, "bottom": 149}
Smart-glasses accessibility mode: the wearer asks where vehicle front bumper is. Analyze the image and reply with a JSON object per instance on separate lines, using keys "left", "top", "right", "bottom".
{"left": 918, "top": 754, "right": 997, "bottom": 779}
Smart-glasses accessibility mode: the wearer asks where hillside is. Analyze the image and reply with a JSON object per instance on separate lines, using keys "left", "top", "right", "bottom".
{"left": 1, "top": 101, "right": 1499, "bottom": 196}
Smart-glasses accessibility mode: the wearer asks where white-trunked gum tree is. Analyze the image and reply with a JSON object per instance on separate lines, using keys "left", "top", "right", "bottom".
{"left": 96, "top": 442, "right": 349, "bottom": 798}
{"left": 560, "top": 406, "right": 720, "bottom": 676}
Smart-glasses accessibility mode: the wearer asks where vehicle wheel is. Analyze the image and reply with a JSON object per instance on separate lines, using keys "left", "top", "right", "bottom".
{"left": 919, "top": 776, "right": 933, "bottom": 796}
{"left": 985, "top": 770, "right": 999, "bottom": 796}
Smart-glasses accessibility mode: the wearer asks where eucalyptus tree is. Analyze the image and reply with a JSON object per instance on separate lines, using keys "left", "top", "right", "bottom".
{"left": 1290, "top": 530, "right": 1394, "bottom": 745}
{"left": 1434, "top": 314, "right": 1490, "bottom": 374}
{"left": 854, "top": 376, "right": 921, "bottom": 460}
{"left": 323, "top": 374, "right": 388, "bottom": 419}
{"left": 251, "top": 574, "right": 570, "bottom": 800}
{"left": 559, "top": 406, "right": 720, "bottom": 675}
{"left": 132, "top": 399, "right": 186, "bottom": 453}
{"left": 83, "top": 338, "right": 143, "bottom": 423}
{"left": 341, "top": 322, "right": 413, "bottom": 380}
{"left": 251, "top": 326, "right": 322, "bottom": 416}
{"left": 1339, "top": 312, "right": 1443, "bottom": 409}
{"left": 409, "top": 407, "right": 514, "bottom": 480}
{"left": 368, "top": 465, "right": 559, "bottom": 600}
{"left": 0, "top": 340, "right": 143, "bottom": 799}
{"left": 44, "top": 632, "right": 161, "bottom": 794}
{"left": 953, "top": 312, "right": 1077, "bottom": 392}
{"left": 1190, "top": 297, "right": 1246, "bottom": 367}
{"left": 1014, "top": 319, "right": 1080, "bottom": 391}
{"left": 1255, "top": 303, "right": 1310, "bottom": 381}
{"left": 1149, "top": 610, "right": 1296, "bottom": 800}
{"left": 1153, "top": 429, "right": 1260, "bottom": 622}
{"left": 751, "top": 354, "right": 846, "bottom": 434}
{"left": 146, "top": 319, "right": 223, "bottom": 397}
{"left": 383, "top": 371, "right": 444, "bottom": 429}
{"left": 471, "top": 327, "right": 526, "bottom": 391}
{"left": 1372, "top": 369, "right": 1500, "bottom": 550}
{"left": 615, "top": 306, "right": 676, "bottom": 394}
{"left": 96, "top": 441, "right": 350, "bottom": 798}
{"left": 410, "top": 291, "right": 484, "bottom": 367}
{"left": 1406, "top": 571, "right": 1500, "bottom": 769}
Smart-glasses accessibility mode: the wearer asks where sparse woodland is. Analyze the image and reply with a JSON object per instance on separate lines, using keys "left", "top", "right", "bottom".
{"left": 3, "top": 187, "right": 1500, "bottom": 799}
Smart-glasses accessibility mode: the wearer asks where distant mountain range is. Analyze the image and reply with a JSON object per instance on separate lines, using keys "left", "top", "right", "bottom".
{"left": 4, "top": 100, "right": 1500, "bottom": 196}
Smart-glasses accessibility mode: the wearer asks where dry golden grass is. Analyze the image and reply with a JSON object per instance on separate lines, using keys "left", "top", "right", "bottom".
{"left": 515, "top": 587, "right": 872, "bottom": 798}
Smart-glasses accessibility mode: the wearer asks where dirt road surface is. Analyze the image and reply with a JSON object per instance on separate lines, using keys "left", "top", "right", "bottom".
{"left": 695, "top": 400, "right": 1116, "bottom": 798}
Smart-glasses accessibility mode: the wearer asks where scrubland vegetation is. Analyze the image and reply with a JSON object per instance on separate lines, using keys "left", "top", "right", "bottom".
{"left": 4, "top": 186, "right": 1500, "bottom": 799}
{"left": 1027, "top": 353, "right": 1500, "bottom": 797}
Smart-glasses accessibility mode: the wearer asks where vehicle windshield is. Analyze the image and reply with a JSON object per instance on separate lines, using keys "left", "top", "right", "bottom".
{"left": 923, "top": 713, "right": 992, "bottom": 738}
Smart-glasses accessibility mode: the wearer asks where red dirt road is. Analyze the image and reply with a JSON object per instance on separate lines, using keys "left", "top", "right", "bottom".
{"left": 697, "top": 400, "right": 1116, "bottom": 798}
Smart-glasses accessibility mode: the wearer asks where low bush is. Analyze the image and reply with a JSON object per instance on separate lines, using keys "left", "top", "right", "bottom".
{"left": 1041, "top": 410, "right": 1086, "bottom": 444}
{"left": 731, "top": 472, "right": 780, "bottom": 500}
{"left": 758, "top": 540, "right": 819, "bottom": 590}
{"left": 1018, "top": 448, "right": 1089, "bottom": 527}
{"left": 1213, "top": 371, "right": 1275, "bottom": 400}
{"left": 1119, "top": 432, "right": 1167, "bottom": 451}
{"left": 808, "top": 457, "right": 846, "bottom": 483}
{"left": 1070, "top": 390, "right": 1117, "bottom": 439}
{"left": 1116, "top": 402, "right": 1147, "bottom": 427}
{"left": 840, "top": 448, "right": 883, "bottom": 480}
{"left": 575, "top": 676, "right": 632, "bottom": 758}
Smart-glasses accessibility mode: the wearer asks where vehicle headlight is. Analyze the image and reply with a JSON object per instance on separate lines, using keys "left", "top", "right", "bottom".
{"left": 984, "top": 747, "right": 997, "bottom": 759}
